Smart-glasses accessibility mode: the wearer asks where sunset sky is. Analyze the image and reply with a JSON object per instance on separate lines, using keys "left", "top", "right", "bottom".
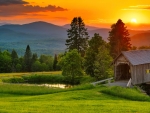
{"left": 1, "top": 0, "right": 150, "bottom": 29}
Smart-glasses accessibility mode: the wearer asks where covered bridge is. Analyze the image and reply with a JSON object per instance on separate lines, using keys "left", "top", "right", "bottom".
{"left": 113, "top": 49, "right": 150, "bottom": 85}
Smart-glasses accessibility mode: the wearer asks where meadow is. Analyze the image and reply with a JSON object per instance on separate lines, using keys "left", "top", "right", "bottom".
{"left": 0, "top": 71, "right": 61, "bottom": 83}
{"left": 0, "top": 72, "right": 150, "bottom": 113}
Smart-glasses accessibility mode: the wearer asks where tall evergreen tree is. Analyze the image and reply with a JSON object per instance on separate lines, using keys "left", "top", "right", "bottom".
{"left": 108, "top": 19, "right": 131, "bottom": 59}
{"left": 32, "top": 53, "right": 38, "bottom": 63}
{"left": 53, "top": 54, "right": 58, "bottom": 71}
{"left": 66, "top": 17, "right": 89, "bottom": 57}
{"left": 24, "top": 45, "right": 32, "bottom": 72}
{"left": 11, "top": 49, "right": 19, "bottom": 72}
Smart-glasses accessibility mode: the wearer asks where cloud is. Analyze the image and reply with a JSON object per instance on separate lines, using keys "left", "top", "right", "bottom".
{"left": 0, "top": 0, "right": 28, "bottom": 6}
{"left": 0, "top": 4, "right": 68, "bottom": 16}
{"left": 122, "top": 5, "right": 150, "bottom": 10}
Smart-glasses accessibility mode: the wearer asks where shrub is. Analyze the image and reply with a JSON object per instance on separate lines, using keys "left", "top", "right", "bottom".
{"left": 21, "top": 74, "right": 65, "bottom": 84}
{"left": 101, "top": 86, "right": 150, "bottom": 101}
{"left": 2, "top": 77, "right": 24, "bottom": 83}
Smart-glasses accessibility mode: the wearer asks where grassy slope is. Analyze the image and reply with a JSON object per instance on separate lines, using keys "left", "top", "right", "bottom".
{"left": 0, "top": 85, "right": 150, "bottom": 113}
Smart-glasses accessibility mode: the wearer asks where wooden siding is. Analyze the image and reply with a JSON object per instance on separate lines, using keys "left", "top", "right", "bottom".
{"left": 131, "top": 63, "right": 150, "bottom": 85}
{"left": 115, "top": 55, "right": 129, "bottom": 65}
{"left": 113, "top": 50, "right": 150, "bottom": 85}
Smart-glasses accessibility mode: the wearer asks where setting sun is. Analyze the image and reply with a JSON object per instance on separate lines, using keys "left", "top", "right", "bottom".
{"left": 131, "top": 18, "right": 137, "bottom": 23}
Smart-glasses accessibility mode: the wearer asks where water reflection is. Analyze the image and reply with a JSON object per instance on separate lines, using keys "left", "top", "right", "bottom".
{"left": 17, "top": 83, "right": 72, "bottom": 89}
{"left": 38, "top": 84, "right": 72, "bottom": 89}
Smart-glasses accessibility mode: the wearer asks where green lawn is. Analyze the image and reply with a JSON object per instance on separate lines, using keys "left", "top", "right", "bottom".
{"left": 0, "top": 84, "right": 150, "bottom": 113}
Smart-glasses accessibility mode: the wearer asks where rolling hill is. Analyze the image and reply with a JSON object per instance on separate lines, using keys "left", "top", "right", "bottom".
{"left": 0, "top": 21, "right": 149, "bottom": 56}
{"left": 0, "top": 21, "right": 67, "bottom": 56}
{"left": 131, "top": 32, "right": 150, "bottom": 47}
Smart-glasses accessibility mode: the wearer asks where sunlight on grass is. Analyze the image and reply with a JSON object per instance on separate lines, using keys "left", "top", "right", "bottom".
{"left": 0, "top": 85, "right": 150, "bottom": 113}
{"left": 0, "top": 71, "right": 61, "bottom": 77}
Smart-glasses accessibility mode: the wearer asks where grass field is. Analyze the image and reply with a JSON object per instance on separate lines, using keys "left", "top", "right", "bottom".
{"left": 0, "top": 72, "right": 150, "bottom": 113}
{"left": 0, "top": 83, "right": 150, "bottom": 113}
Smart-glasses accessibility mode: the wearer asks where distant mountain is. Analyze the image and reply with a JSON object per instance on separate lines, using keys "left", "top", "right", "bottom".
{"left": 63, "top": 24, "right": 99, "bottom": 30}
{"left": 131, "top": 32, "right": 150, "bottom": 47}
{"left": 0, "top": 21, "right": 67, "bottom": 56}
{"left": 0, "top": 22, "right": 9, "bottom": 26}
{"left": 63, "top": 24, "right": 110, "bottom": 41}
{"left": 1, "top": 21, "right": 67, "bottom": 38}
{"left": 0, "top": 21, "right": 149, "bottom": 56}
{"left": 88, "top": 28, "right": 110, "bottom": 41}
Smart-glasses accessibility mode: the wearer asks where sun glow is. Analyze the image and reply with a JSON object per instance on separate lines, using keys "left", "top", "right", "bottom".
{"left": 131, "top": 18, "right": 137, "bottom": 23}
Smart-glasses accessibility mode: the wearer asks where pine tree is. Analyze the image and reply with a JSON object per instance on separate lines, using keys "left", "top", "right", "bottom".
{"left": 53, "top": 54, "right": 58, "bottom": 71}
{"left": 32, "top": 53, "right": 38, "bottom": 63}
{"left": 24, "top": 45, "right": 32, "bottom": 72}
{"left": 11, "top": 49, "right": 19, "bottom": 72}
{"left": 66, "top": 17, "right": 89, "bottom": 57}
{"left": 108, "top": 19, "right": 131, "bottom": 59}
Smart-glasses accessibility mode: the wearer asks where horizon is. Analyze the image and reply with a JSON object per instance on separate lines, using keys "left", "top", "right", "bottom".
{"left": 1, "top": 20, "right": 150, "bottom": 31}
{"left": 0, "top": 0, "right": 150, "bottom": 30}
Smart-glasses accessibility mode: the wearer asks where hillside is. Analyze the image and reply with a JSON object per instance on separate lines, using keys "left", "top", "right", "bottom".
{"left": 131, "top": 32, "right": 150, "bottom": 47}
{"left": 0, "top": 21, "right": 149, "bottom": 56}
{"left": 0, "top": 21, "right": 67, "bottom": 56}
{"left": 63, "top": 24, "right": 100, "bottom": 30}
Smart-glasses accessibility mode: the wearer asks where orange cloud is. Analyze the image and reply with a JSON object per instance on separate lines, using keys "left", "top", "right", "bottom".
{"left": 0, "top": 4, "right": 68, "bottom": 16}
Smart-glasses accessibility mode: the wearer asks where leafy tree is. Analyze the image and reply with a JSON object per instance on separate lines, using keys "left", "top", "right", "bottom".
{"left": 59, "top": 49, "right": 84, "bottom": 85}
{"left": 32, "top": 61, "right": 49, "bottom": 72}
{"left": 16, "top": 63, "right": 22, "bottom": 72}
{"left": 108, "top": 19, "right": 131, "bottom": 59}
{"left": 32, "top": 61, "right": 41, "bottom": 72}
{"left": 93, "top": 46, "right": 113, "bottom": 80}
{"left": 84, "top": 33, "right": 105, "bottom": 77}
{"left": 24, "top": 45, "right": 32, "bottom": 72}
{"left": 138, "top": 46, "right": 150, "bottom": 50}
{"left": 11, "top": 49, "right": 19, "bottom": 72}
{"left": 0, "top": 51, "right": 12, "bottom": 72}
{"left": 66, "top": 17, "right": 89, "bottom": 57}
{"left": 131, "top": 46, "right": 137, "bottom": 50}
{"left": 39, "top": 55, "right": 53, "bottom": 71}
{"left": 40, "top": 63, "right": 49, "bottom": 71}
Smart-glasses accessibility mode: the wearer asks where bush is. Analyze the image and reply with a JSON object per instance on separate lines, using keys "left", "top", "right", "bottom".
{"left": 2, "top": 77, "right": 25, "bottom": 83}
{"left": 101, "top": 86, "right": 150, "bottom": 101}
{"left": 2, "top": 74, "right": 82, "bottom": 85}
{"left": 21, "top": 74, "right": 65, "bottom": 84}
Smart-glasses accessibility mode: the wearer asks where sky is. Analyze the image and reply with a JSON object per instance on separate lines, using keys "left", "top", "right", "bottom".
{"left": 1, "top": 0, "right": 150, "bottom": 29}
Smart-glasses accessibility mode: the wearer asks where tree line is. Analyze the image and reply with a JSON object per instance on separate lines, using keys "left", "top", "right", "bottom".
{"left": 0, "top": 45, "right": 60, "bottom": 73}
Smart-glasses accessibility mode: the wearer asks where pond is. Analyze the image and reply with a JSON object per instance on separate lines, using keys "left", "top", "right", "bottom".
{"left": 37, "top": 84, "right": 72, "bottom": 89}
{"left": 9, "top": 83, "right": 72, "bottom": 89}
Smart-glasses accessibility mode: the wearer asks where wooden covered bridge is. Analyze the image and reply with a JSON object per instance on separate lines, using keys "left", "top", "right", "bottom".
{"left": 112, "top": 49, "right": 150, "bottom": 85}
